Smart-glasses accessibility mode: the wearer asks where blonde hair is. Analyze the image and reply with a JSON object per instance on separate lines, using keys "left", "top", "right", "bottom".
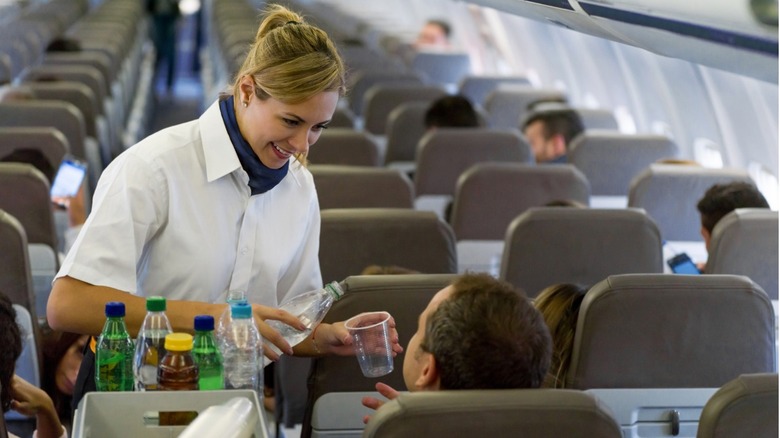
{"left": 231, "top": 4, "right": 346, "bottom": 104}
{"left": 533, "top": 283, "right": 587, "bottom": 388}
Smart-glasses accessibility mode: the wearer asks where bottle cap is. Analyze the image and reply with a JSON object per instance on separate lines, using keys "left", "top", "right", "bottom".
{"left": 146, "top": 296, "right": 166, "bottom": 312}
{"left": 194, "top": 315, "right": 214, "bottom": 331}
{"left": 230, "top": 302, "right": 252, "bottom": 319}
{"left": 165, "top": 333, "right": 193, "bottom": 351}
{"left": 105, "top": 301, "right": 125, "bottom": 317}
{"left": 326, "top": 281, "right": 345, "bottom": 300}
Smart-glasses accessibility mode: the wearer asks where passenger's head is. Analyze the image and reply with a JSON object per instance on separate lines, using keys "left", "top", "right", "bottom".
{"left": 403, "top": 273, "right": 551, "bottom": 392}
{"left": 696, "top": 181, "right": 769, "bottom": 249}
{"left": 424, "top": 95, "right": 479, "bottom": 129}
{"left": 533, "top": 283, "right": 587, "bottom": 388}
{"left": 0, "top": 292, "right": 22, "bottom": 412}
{"left": 544, "top": 199, "right": 587, "bottom": 208}
{"left": 230, "top": 4, "right": 346, "bottom": 167}
{"left": 0, "top": 149, "right": 56, "bottom": 182}
{"left": 361, "top": 265, "right": 421, "bottom": 275}
{"left": 522, "top": 109, "right": 584, "bottom": 163}
{"left": 415, "top": 19, "right": 451, "bottom": 49}
{"left": 46, "top": 37, "right": 81, "bottom": 52}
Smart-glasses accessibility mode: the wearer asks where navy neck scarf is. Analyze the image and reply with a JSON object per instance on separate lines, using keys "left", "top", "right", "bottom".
{"left": 219, "top": 96, "right": 289, "bottom": 195}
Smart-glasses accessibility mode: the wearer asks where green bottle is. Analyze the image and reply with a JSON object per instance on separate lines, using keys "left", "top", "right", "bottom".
{"left": 95, "top": 302, "right": 134, "bottom": 391}
{"left": 192, "top": 315, "right": 224, "bottom": 390}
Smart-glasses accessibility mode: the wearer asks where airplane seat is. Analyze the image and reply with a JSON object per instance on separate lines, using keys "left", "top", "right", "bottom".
{"left": 384, "top": 101, "right": 429, "bottom": 175}
{"left": 458, "top": 75, "right": 531, "bottom": 108}
{"left": 414, "top": 128, "right": 533, "bottom": 220}
{"left": 705, "top": 209, "right": 778, "bottom": 300}
{"left": 500, "top": 207, "right": 663, "bottom": 298}
{"left": 329, "top": 107, "right": 356, "bottom": 129}
{"left": 696, "top": 373, "right": 778, "bottom": 438}
{"left": 568, "top": 132, "right": 678, "bottom": 206}
{"left": 319, "top": 208, "right": 457, "bottom": 284}
{"left": 410, "top": 51, "right": 471, "bottom": 92}
{"left": 451, "top": 163, "right": 590, "bottom": 274}
{"left": 362, "top": 83, "right": 447, "bottom": 135}
{"left": 363, "top": 389, "right": 623, "bottom": 438}
{"left": 306, "top": 129, "right": 382, "bottom": 167}
{"left": 300, "top": 274, "right": 458, "bottom": 438}
{"left": 0, "top": 127, "right": 69, "bottom": 179}
{"left": 5, "top": 304, "right": 42, "bottom": 423}
{"left": 576, "top": 108, "right": 620, "bottom": 131}
{"left": 310, "top": 165, "right": 414, "bottom": 210}
{"left": 484, "top": 86, "right": 566, "bottom": 130}
{"left": 628, "top": 164, "right": 753, "bottom": 242}
{"left": 347, "top": 71, "right": 423, "bottom": 118}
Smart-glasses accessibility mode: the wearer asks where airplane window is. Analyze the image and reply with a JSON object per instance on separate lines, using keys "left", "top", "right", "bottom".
{"left": 748, "top": 162, "right": 779, "bottom": 210}
{"left": 693, "top": 138, "right": 724, "bottom": 169}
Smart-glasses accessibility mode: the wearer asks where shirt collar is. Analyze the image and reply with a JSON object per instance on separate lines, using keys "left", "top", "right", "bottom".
{"left": 200, "top": 98, "right": 241, "bottom": 183}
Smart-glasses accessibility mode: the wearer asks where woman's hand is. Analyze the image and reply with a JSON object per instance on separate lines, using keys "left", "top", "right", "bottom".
{"left": 361, "top": 382, "right": 400, "bottom": 424}
{"left": 251, "top": 303, "right": 306, "bottom": 360}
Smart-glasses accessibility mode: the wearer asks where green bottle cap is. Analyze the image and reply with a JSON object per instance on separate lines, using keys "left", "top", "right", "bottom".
{"left": 146, "top": 296, "right": 166, "bottom": 312}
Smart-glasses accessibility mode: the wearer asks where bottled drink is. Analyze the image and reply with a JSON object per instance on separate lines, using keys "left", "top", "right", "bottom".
{"left": 133, "top": 296, "right": 172, "bottom": 391}
{"left": 216, "top": 289, "right": 248, "bottom": 351}
{"left": 221, "top": 302, "right": 262, "bottom": 392}
{"left": 265, "top": 282, "right": 344, "bottom": 355}
{"left": 95, "top": 301, "right": 134, "bottom": 392}
{"left": 192, "top": 315, "right": 224, "bottom": 390}
{"left": 158, "top": 333, "right": 199, "bottom": 391}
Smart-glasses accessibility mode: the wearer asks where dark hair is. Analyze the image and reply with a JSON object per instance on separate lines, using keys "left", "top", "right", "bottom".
{"left": 46, "top": 38, "right": 81, "bottom": 53}
{"left": 697, "top": 181, "right": 769, "bottom": 233}
{"left": 0, "top": 292, "right": 22, "bottom": 412}
{"left": 0, "top": 149, "right": 56, "bottom": 182}
{"left": 427, "top": 19, "right": 451, "bottom": 38}
{"left": 545, "top": 199, "right": 587, "bottom": 208}
{"left": 424, "top": 95, "right": 479, "bottom": 129}
{"left": 534, "top": 283, "right": 588, "bottom": 388}
{"left": 521, "top": 109, "right": 584, "bottom": 146}
{"left": 361, "top": 265, "right": 421, "bottom": 275}
{"left": 420, "top": 273, "right": 551, "bottom": 390}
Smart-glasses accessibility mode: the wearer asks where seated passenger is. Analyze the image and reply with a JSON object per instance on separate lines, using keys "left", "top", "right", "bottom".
{"left": 414, "top": 19, "right": 452, "bottom": 51}
{"left": 0, "top": 291, "right": 67, "bottom": 438}
{"left": 424, "top": 95, "right": 480, "bottom": 130}
{"left": 361, "top": 273, "right": 551, "bottom": 423}
{"left": 533, "top": 283, "right": 587, "bottom": 388}
{"left": 521, "top": 106, "right": 584, "bottom": 164}
{"left": 361, "top": 265, "right": 421, "bottom": 275}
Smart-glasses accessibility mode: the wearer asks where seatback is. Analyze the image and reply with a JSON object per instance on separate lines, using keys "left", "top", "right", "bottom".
{"left": 569, "top": 132, "right": 678, "bottom": 196}
{"left": 628, "top": 164, "right": 752, "bottom": 241}
{"left": 0, "top": 127, "right": 70, "bottom": 176}
{"left": 5, "top": 304, "right": 41, "bottom": 423}
{"left": 362, "top": 84, "right": 446, "bottom": 135}
{"left": 363, "top": 389, "right": 622, "bottom": 438}
{"left": 384, "top": 101, "right": 429, "bottom": 165}
{"left": 576, "top": 109, "right": 620, "bottom": 131}
{"left": 458, "top": 75, "right": 531, "bottom": 107}
{"left": 414, "top": 129, "right": 533, "bottom": 197}
{"left": 303, "top": 274, "right": 458, "bottom": 437}
{"left": 484, "top": 86, "right": 566, "bottom": 129}
{"left": 567, "top": 274, "right": 776, "bottom": 389}
{"left": 347, "top": 71, "right": 422, "bottom": 117}
{"left": 311, "top": 165, "right": 414, "bottom": 210}
{"left": 410, "top": 51, "right": 471, "bottom": 89}
{"left": 501, "top": 208, "right": 663, "bottom": 297}
{"left": 0, "top": 163, "right": 58, "bottom": 251}
{"left": 319, "top": 209, "right": 457, "bottom": 283}
{"left": 330, "top": 107, "right": 356, "bottom": 129}
{"left": 705, "top": 209, "right": 778, "bottom": 300}
{"left": 24, "top": 81, "right": 100, "bottom": 138}
{"left": 307, "top": 129, "right": 381, "bottom": 167}
{"left": 0, "top": 101, "right": 86, "bottom": 160}
{"left": 451, "top": 163, "right": 590, "bottom": 240}
{"left": 697, "top": 373, "right": 778, "bottom": 438}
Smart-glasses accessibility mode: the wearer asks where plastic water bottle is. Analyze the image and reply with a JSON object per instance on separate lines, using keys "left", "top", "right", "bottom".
{"left": 221, "top": 302, "right": 262, "bottom": 392}
{"left": 216, "top": 290, "right": 248, "bottom": 350}
{"left": 133, "top": 296, "right": 172, "bottom": 391}
{"left": 265, "top": 282, "right": 344, "bottom": 355}
{"left": 95, "top": 302, "right": 134, "bottom": 391}
{"left": 192, "top": 315, "right": 223, "bottom": 390}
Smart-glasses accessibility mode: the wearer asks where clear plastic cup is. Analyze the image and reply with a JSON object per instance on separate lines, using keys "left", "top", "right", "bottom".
{"left": 345, "top": 311, "right": 394, "bottom": 378}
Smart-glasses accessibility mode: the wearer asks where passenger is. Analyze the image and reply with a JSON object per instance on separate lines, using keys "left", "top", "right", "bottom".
{"left": 361, "top": 265, "right": 421, "bottom": 275}
{"left": 147, "top": 0, "right": 182, "bottom": 95}
{"left": 696, "top": 181, "right": 770, "bottom": 252}
{"left": 423, "top": 95, "right": 480, "bottom": 129}
{"left": 414, "top": 19, "right": 452, "bottom": 50}
{"left": 361, "top": 273, "right": 551, "bottom": 423}
{"left": 48, "top": 4, "right": 401, "bottom": 408}
{"left": 533, "top": 283, "right": 587, "bottom": 388}
{"left": 545, "top": 199, "right": 587, "bottom": 208}
{"left": 0, "top": 292, "right": 67, "bottom": 438}
{"left": 521, "top": 107, "right": 584, "bottom": 164}
{"left": 45, "top": 38, "right": 81, "bottom": 53}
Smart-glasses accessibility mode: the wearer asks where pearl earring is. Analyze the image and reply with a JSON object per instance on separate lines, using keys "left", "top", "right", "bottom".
{"left": 242, "top": 101, "right": 248, "bottom": 108}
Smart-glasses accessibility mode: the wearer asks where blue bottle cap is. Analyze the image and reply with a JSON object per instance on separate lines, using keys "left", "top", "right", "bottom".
{"left": 194, "top": 315, "right": 215, "bottom": 331}
{"left": 230, "top": 302, "right": 252, "bottom": 319}
{"left": 105, "top": 301, "right": 125, "bottom": 317}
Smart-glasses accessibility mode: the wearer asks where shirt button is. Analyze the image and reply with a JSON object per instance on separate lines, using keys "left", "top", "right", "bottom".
{"left": 240, "top": 247, "right": 248, "bottom": 255}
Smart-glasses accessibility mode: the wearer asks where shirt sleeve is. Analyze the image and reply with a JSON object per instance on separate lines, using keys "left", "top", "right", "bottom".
{"left": 56, "top": 152, "right": 168, "bottom": 294}
{"left": 277, "top": 189, "right": 323, "bottom": 302}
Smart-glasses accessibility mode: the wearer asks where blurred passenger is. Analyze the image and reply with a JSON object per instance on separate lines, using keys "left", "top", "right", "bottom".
{"left": 361, "top": 265, "right": 421, "bottom": 275}
{"left": 424, "top": 95, "right": 480, "bottom": 130}
{"left": 521, "top": 107, "right": 584, "bottom": 164}
{"left": 147, "top": 0, "right": 181, "bottom": 95}
{"left": 533, "top": 283, "right": 587, "bottom": 388}
{"left": 545, "top": 199, "right": 587, "bottom": 208}
{"left": 0, "top": 291, "right": 67, "bottom": 438}
{"left": 414, "top": 19, "right": 451, "bottom": 50}
{"left": 361, "top": 273, "right": 551, "bottom": 423}
{"left": 45, "top": 38, "right": 81, "bottom": 53}
{"left": 697, "top": 181, "right": 770, "bottom": 252}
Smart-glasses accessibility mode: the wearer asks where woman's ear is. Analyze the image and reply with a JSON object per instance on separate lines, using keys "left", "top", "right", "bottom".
{"left": 239, "top": 76, "right": 255, "bottom": 104}
{"left": 415, "top": 353, "right": 441, "bottom": 390}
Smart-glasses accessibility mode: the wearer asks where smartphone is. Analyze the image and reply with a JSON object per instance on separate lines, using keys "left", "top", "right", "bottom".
{"left": 50, "top": 156, "right": 87, "bottom": 200}
{"left": 667, "top": 253, "right": 701, "bottom": 275}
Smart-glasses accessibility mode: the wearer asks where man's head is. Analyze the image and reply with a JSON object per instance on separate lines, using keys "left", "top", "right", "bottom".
{"left": 522, "top": 109, "right": 584, "bottom": 163}
{"left": 697, "top": 181, "right": 769, "bottom": 249}
{"left": 424, "top": 95, "right": 479, "bottom": 129}
{"left": 403, "top": 273, "right": 551, "bottom": 392}
{"left": 415, "top": 20, "right": 451, "bottom": 50}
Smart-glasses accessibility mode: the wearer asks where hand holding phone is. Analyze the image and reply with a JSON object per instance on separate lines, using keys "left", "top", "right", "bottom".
{"left": 667, "top": 253, "right": 701, "bottom": 275}
{"left": 50, "top": 157, "right": 87, "bottom": 207}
